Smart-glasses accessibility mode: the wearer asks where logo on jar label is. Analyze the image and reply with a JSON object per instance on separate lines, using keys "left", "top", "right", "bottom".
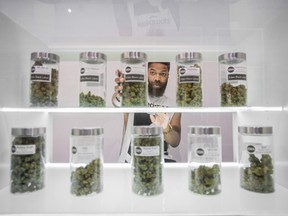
{"left": 72, "top": 146, "right": 77, "bottom": 154}
{"left": 80, "top": 68, "right": 85, "bottom": 74}
{"left": 135, "top": 146, "right": 142, "bottom": 155}
{"left": 228, "top": 66, "right": 235, "bottom": 73}
{"left": 247, "top": 145, "right": 255, "bottom": 153}
{"left": 31, "top": 66, "right": 35, "bottom": 73}
{"left": 125, "top": 66, "right": 132, "bottom": 73}
{"left": 196, "top": 148, "right": 205, "bottom": 156}
{"left": 11, "top": 145, "right": 16, "bottom": 153}
{"left": 179, "top": 67, "right": 186, "bottom": 75}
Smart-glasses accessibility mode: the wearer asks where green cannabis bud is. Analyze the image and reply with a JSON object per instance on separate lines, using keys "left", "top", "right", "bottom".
{"left": 71, "top": 159, "right": 103, "bottom": 196}
{"left": 221, "top": 83, "right": 247, "bottom": 106}
{"left": 30, "top": 61, "right": 59, "bottom": 107}
{"left": 79, "top": 91, "right": 105, "bottom": 107}
{"left": 10, "top": 136, "right": 45, "bottom": 193}
{"left": 132, "top": 136, "right": 163, "bottom": 196}
{"left": 122, "top": 82, "right": 147, "bottom": 107}
{"left": 177, "top": 65, "right": 202, "bottom": 107}
{"left": 240, "top": 154, "right": 274, "bottom": 193}
{"left": 189, "top": 164, "right": 221, "bottom": 195}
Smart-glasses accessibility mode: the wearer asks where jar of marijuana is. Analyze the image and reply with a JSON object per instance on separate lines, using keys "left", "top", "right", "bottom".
{"left": 10, "top": 127, "right": 46, "bottom": 194}
{"left": 176, "top": 52, "right": 202, "bottom": 107}
{"left": 132, "top": 126, "right": 164, "bottom": 196}
{"left": 238, "top": 126, "right": 274, "bottom": 193}
{"left": 188, "top": 126, "right": 222, "bottom": 195}
{"left": 70, "top": 127, "right": 104, "bottom": 196}
{"left": 219, "top": 52, "right": 247, "bottom": 106}
{"left": 121, "top": 52, "right": 147, "bottom": 107}
{"left": 30, "top": 52, "right": 60, "bottom": 107}
{"left": 79, "top": 52, "right": 107, "bottom": 107}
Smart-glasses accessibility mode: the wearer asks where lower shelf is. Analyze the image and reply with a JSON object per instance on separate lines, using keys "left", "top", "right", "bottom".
{"left": 1, "top": 163, "right": 288, "bottom": 215}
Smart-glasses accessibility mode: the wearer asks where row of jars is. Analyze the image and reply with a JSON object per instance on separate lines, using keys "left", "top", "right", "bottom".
{"left": 29, "top": 51, "right": 247, "bottom": 107}
{"left": 10, "top": 125, "right": 273, "bottom": 196}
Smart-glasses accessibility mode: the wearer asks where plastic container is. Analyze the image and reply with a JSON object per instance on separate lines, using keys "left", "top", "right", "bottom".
{"left": 132, "top": 126, "right": 164, "bottom": 196}
{"left": 79, "top": 52, "right": 107, "bottom": 107}
{"left": 30, "top": 52, "right": 60, "bottom": 107}
{"left": 121, "top": 52, "right": 147, "bottom": 107}
{"left": 10, "top": 127, "right": 46, "bottom": 194}
{"left": 188, "top": 126, "right": 222, "bottom": 195}
{"left": 70, "top": 127, "right": 104, "bottom": 196}
{"left": 238, "top": 126, "right": 274, "bottom": 193}
{"left": 176, "top": 52, "right": 202, "bottom": 107}
{"left": 219, "top": 52, "right": 247, "bottom": 106}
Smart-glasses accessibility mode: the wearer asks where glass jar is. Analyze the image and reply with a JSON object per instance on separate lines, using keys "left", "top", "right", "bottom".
{"left": 70, "top": 127, "right": 104, "bottom": 196}
{"left": 10, "top": 127, "right": 46, "bottom": 194}
{"left": 219, "top": 52, "right": 247, "bottom": 106}
{"left": 176, "top": 52, "right": 202, "bottom": 107}
{"left": 30, "top": 52, "right": 60, "bottom": 107}
{"left": 79, "top": 52, "right": 107, "bottom": 107}
{"left": 132, "top": 126, "right": 163, "bottom": 196}
{"left": 238, "top": 126, "right": 274, "bottom": 193}
{"left": 121, "top": 52, "right": 147, "bottom": 107}
{"left": 188, "top": 126, "right": 222, "bottom": 195}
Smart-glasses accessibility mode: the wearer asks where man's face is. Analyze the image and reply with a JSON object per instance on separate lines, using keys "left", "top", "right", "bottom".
{"left": 148, "top": 63, "right": 169, "bottom": 97}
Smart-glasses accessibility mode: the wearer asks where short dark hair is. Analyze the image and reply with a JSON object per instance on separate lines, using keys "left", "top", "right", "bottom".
{"left": 148, "top": 62, "right": 170, "bottom": 72}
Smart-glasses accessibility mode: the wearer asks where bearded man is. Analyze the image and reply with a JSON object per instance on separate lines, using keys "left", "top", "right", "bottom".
{"left": 113, "top": 62, "right": 181, "bottom": 162}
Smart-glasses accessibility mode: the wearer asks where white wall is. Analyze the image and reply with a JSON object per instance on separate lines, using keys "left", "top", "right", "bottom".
{"left": 0, "top": 11, "right": 49, "bottom": 189}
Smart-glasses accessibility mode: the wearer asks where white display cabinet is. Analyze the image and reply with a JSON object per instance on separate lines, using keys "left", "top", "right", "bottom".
{"left": 0, "top": 0, "right": 288, "bottom": 215}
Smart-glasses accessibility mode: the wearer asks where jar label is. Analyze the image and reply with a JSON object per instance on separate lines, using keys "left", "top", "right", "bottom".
{"left": 220, "top": 64, "right": 247, "bottom": 86}
{"left": 122, "top": 63, "right": 145, "bottom": 82}
{"left": 31, "top": 66, "right": 51, "bottom": 82}
{"left": 80, "top": 66, "right": 104, "bottom": 87}
{"left": 11, "top": 144, "right": 36, "bottom": 155}
{"left": 244, "top": 142, "right": 272, "bottom": 154}
{"left": 191, "top": 143, "right": 220, "bottom": 163}
{"left": 71, "top": 143, "right": 99, "bottom": 163}
{"left": 134, "top": 146, "right": 160, "bottom": 157}
{"left": 178, "top": 66, "right": 200, "bottom": 84}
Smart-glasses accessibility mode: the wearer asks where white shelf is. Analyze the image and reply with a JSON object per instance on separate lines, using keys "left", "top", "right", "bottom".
{"left": 0, "top": 106, "right": 283, "bottom": 114}
{"left": 1, "top": 163, "right": 287, "bottom": 215}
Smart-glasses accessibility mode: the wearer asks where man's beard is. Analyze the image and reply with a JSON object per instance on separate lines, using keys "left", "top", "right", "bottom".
{"left": 148, "top": 81, "right": 168, "bottom": 97}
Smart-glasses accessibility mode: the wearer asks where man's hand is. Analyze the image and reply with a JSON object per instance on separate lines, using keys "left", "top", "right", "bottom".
{"left": 112, "top": 70, "right": 125, "bottom": 107}
{"left": 149, "top": 113, "right": 170, "bottom": 130}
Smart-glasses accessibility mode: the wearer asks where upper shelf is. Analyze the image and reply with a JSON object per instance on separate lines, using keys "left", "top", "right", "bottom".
{"left": 0, "top": 106, "right": 283, "bottom": 113}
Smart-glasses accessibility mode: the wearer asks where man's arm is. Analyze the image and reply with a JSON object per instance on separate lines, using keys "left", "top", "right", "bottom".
{"left": 163, "top": 113, "right": 181, "bottom": 147}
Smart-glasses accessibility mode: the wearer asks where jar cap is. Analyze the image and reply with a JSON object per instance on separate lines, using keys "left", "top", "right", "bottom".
{"left": 80, "top": 52, "right": 107, "bottom": 63}
{"left": 121, "top": 52, "right": 147, "bottom": 63}
{"left": 218, "top": 52, "right": 246, "bottom": 64}
{"left": 188, "top": 126, "right": 220, "bottom": 135}
{"left": 12, "top": 127, "right": 46, "bottom": 136}
{"left": 71, "top": 127, "right": 104, "bottom": 136}
{"left": 132, "top": 126, "right": 162, "bottom": 135}
{"left": 238, "top": 126, "right": 273, "bottom": 135}
{"left": 31, "top": 52, "right": 60, "bottom": 63}
{"left": 176, "top": 52, "right": 202, "bottom": 63}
